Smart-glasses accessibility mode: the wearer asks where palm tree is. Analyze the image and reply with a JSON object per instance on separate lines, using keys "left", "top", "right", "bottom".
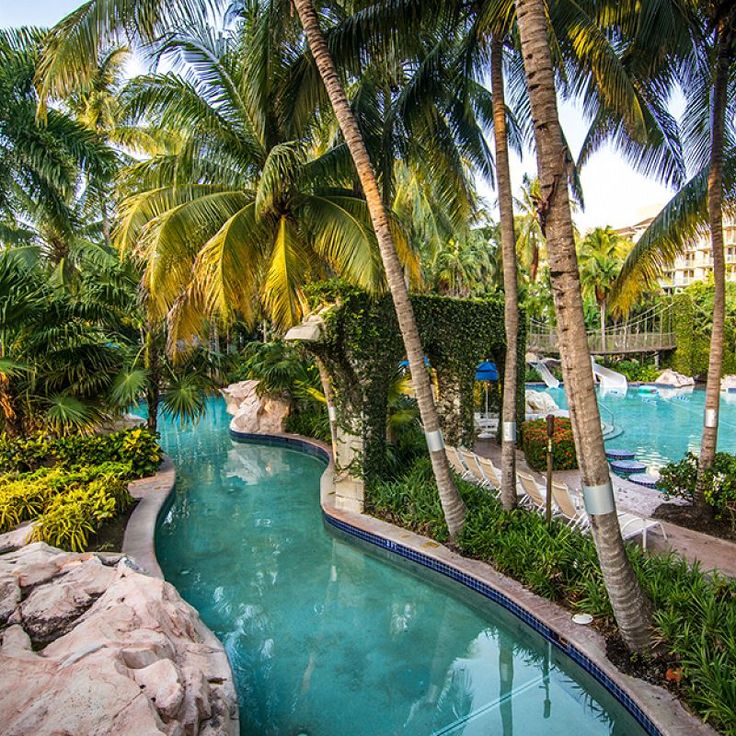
{"left": 606, "top": 0, "right": 736, "bottom": 514}
{"left": 291, "top": 0, "right": 467, "bottom": 538}
{"left": 578, "top": 227, "right": 633, "bottom": 351}
{"left": 114, "top": 21, "right": 394, "bottom": 335}
{"left": 490, "top": 35, "right": 520, "bottom": 509}
{"left": 515, "top": 175, "right": 546, "bottom": 284}
{"left": 514, "top": 0, "right": 653, "bottom": 653}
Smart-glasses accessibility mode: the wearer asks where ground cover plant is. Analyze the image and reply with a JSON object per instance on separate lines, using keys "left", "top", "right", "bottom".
{"left": 656, "top": 451, "right": 736, "bottom": 543}
{"left": 0, "top": 427, "right": 162, "bottom": 551}
{"left": 521, "top": 417, "right": 578, "bottom": 471}
{"left": 367, "top": 459, "right": 736, "bottom": 734}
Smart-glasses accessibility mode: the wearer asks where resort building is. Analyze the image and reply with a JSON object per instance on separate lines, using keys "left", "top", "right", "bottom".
{"left": 616, "top": 214, "right": 736, "bottom": 289}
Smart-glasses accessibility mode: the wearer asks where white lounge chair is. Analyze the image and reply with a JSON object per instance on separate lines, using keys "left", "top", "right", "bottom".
{"left": 516, "top": 471, "right": 550, "bottom": 512}
{"left": 447, "top": 447, "right": 473, "bottom": 480}
{"left": 552, "top": 480, "right": 667, "bottom": 550}
{"left": 458, "top": 449, "right": 491, "bottom": 488}
{"left": 475, "top": 456, "right": 502, "bottom": 490}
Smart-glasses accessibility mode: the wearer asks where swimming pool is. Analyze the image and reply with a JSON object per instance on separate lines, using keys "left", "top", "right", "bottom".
{"left": 535, "top": 385, "right": 736, "bottom": 470}
{"left": 155, "top": 398, "right": 646, "bottom": 735}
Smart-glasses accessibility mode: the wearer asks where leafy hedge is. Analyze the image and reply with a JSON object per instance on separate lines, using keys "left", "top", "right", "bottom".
{"left": 659, "top": 452, "right": 736, "bottom": 529}
{"left": 368, "top": 459, "right": 736, "bottom": 734}
{"left": 0, "top": 463, "right": 133, "bottom": 551}
{"left": 521, "top": 417, "right": 578, "bottom": 471}
{"left": 0, "top": 427, "right": 163, "bottom": 478}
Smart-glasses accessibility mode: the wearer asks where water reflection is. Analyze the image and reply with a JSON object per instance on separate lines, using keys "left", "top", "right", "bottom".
{"left": 155, "top": 399, "right": 644, "bottom": 735}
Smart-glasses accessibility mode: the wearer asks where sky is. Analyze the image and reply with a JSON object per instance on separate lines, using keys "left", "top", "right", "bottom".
{"left": 1, "top": 0, "right": 677, "bottom": 233}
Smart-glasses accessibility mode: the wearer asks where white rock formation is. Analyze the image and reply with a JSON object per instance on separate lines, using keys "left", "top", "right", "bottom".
{"left": 525, "top": 390, "right": 561, "bottom": 416}
{"left": 0, "top": 543, "right": 238, "bottom": 736}
{"left": 654, "top": 369, "right": 695, "bottom": 388}
{"left": 221, "top": 380, "right": 290, "bottom": 435}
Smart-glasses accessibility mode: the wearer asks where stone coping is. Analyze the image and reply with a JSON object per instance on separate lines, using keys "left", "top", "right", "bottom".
{"left": 229, "top": 430, "right": 716, "bottom": 736}
{"left": 123, "top": 456, "right": 176, "bottom": 578}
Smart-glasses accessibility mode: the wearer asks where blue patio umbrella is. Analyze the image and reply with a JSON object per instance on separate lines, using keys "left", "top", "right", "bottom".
{"left": 475, "top": 361, "right": 498, "bottom": 417}
{"left": 399, "top": 356, "right": 431, "bottom": 368}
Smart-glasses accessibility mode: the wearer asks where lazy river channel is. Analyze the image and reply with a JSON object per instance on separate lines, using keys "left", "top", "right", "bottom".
{"left": 155, "top": 398, "right": 647, "bottom": 735}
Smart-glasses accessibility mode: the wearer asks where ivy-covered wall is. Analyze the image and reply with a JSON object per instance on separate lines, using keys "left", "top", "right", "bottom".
{"left": 671, "top": 285, "right": 736, "bottom": 377}
{"left": 303, "top": 282, "right": 525, "bottom": 484}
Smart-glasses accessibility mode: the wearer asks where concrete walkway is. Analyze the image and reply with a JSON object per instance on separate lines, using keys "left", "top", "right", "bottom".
{"left": 474, "top": 439, "right": 736, "bottom": 578}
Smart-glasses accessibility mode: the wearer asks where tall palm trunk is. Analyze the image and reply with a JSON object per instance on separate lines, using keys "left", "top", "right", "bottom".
{"left": 696, "top": 21, "right": 731, "bottom": 515}
{"left": 292, "top": 0, "right": 466, "bottom": 538}
{"left": 491, "top": 37, "right": 519, "bottom": 510}
{"left": 600, "top": 298, "right": 606, "bottom": 353}
{"left": 515, "top": 0, "right": 652, "bottom": 653}
{"left": 144, "top": 322, "right": 160, "bottom": 433}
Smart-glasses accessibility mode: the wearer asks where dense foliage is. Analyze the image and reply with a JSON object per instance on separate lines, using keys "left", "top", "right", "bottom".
{"left": 599, "top": 357, "right": 661, "bottom": 383}
{"left": 659, "top": 451, "right": 736, "bottom": 530}
{"left": 0, "top": 426, "right": 162, "bottom": 551}
{"left": 0, "top": 427, "right": 162, "bottom": 477}
{"left": 672, "top": 284, "right": 736, "bottom": 378}
{"left": 521, "top": 417, "right": 578, "bottom": 471}
{"left": 368, "top": 459, "right": 736, "bottom": 733}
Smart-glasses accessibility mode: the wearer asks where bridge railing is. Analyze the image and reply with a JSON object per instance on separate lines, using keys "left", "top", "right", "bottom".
{"left": 527, "top": 330, "right": 676, "bottom": 355}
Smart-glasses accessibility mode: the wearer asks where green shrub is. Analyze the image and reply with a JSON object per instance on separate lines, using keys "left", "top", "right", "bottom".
{"left": 367, "top": 459, "right": 736, "bottom": 733}
{"left": 0, "top": 428, "right": 162, "bottom": 478}
{"left": 521, "top": 417, "right": 578, "bottom": 471}
{"left": 659, "top": 452, "right": 736, "bottom": 528}
{"left": 33, "top": 475, "right": 132, "bottom": 552}
{"left": 601, "top": 358, "right": 660, "bottom": 382}
{"left": 0, "top": 463, "right": 134, "bottom": 535}
{"left": 284, "top": 406, "right": 331, "bottom": 443}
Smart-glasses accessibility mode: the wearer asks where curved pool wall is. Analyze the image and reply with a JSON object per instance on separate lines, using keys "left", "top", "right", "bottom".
{"left": 533, "top": 384, "right": 736, "bottom": 469}
{"left": 154, "top": 398, "right": 653, "bottom": 736}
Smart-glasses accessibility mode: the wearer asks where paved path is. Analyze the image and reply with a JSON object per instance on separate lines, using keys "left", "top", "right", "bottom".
{"left": 474, "top": 439, "right": 736, "bottom": 578}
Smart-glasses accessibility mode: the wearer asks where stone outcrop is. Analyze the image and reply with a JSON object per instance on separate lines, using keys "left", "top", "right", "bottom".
{"left": 0, "top": 543, "right": 238, "bottom": 736}
{"left": 655, "top": 369, "right": 695, "bottom": 388}
{"left": 525, "top": 389, "right": 562, "bottom": 416}
{"left": 221, "top": 379, "right": 290, "bottom": 435}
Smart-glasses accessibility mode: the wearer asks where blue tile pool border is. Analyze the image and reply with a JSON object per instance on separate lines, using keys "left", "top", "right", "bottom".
{"left": 230, "top": 429, "right": 663, "bottom": 736}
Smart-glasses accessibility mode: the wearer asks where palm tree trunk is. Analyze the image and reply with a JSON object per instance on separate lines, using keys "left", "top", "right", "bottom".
{"left": 144, "top": 323, "right": 160, "bottom": 433}
{"left": 293, "top": 0, "right": 466, "bottom": 538}
{"left": 695, "top": 22, "right": 730, "bottom": 515}
{"left": 600, "top": 299, "right": 606, "bottom": 353}
{"left": 491, "top": 37, "right": 519, "bottom": 510}
{"left": 515, "top": 0, "right": 652, "bottom": 653}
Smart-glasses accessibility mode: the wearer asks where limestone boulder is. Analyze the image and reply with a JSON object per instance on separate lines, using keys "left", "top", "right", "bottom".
{"left": 0, "top": 543, "right": 238, "bottom": 736}
{"left": 525, "top": 390, "right": 560, "bottom": 416}
{"left": 221, "top": 379, "right": 290, "bottom": 435}
{"left": 655, "top": 369, "right": 695, "bottom": 388}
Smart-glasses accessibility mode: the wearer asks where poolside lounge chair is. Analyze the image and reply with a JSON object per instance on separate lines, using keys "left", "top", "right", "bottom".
{"left": 459, "top": 449, "right": 491, "bottom": 488}
{"left": 447, "top": 447, "right": 473, "bottom": 480}
{"left": 552, "top": 480, "right": 668, "bottom": 549}
{"left": 516, "top": 471, "right": 550, "bottom": 512}
{"left": 475, "top": 456, "right": 502, "bottom": 490}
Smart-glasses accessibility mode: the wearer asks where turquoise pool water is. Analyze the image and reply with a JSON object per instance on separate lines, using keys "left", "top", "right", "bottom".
{"left": 536, "top": 385, "right": 736, "bottom": 470}
{"left": 155, "top": 399, "right": 645, "bottom": 735}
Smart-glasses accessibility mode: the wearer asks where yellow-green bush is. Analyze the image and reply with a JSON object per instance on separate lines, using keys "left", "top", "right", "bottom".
{"left": 32, "top": 476, "right": 132, "bottom": 552}
{"left": 0, "top": 464, "right": 133, "bottom": 550}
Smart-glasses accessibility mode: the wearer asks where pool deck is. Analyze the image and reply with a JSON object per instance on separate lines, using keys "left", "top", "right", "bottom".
{"left": 474, "top": 439, "right": 736, "bottom": 578}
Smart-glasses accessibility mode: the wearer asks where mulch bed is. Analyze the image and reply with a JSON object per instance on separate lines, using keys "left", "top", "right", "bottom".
{"left": 654, "top": 502, "right": 736, "bottom": 543}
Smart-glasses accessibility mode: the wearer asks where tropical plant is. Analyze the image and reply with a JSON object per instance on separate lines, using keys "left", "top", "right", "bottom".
{"left": 514, "top": 0, "right": 653, "bottom": 652}
{"left": 113, "top": 19, "right": 396, "bottom": 336}
{"left": 578, "top": 226, "right": 635, "bottom": 349}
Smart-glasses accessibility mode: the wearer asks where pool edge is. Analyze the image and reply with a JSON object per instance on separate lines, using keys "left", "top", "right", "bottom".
{"left": 230, "top": 428, "right": 717, "bottom": 736}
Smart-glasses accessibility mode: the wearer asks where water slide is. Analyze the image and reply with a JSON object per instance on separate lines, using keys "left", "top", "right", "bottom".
{"left": 591, "top": 358, "right": 628, "bottom": 393}
{"left": 526, "top": 353, "right": 560, "bottom": 389}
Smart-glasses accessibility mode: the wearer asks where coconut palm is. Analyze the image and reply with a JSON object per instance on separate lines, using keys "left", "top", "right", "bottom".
{"left": 114, "top": 19, "right": 398, "bottom": 338}
{"left": 578, "top": 227, "right": 634, "bottom": 350}
{"left": 605, "top": 0, "right": 736, "bottom": 513}
{"left": 291, "top": 0, "right": 467, "bottom": 538}
{"left": 514, "top": 0, "right": 653, "bottom": 653}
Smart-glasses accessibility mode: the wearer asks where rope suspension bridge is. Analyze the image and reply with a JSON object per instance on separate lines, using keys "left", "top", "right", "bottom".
{"left": 527, "top": 303, "right": 676, "bottom": 356}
